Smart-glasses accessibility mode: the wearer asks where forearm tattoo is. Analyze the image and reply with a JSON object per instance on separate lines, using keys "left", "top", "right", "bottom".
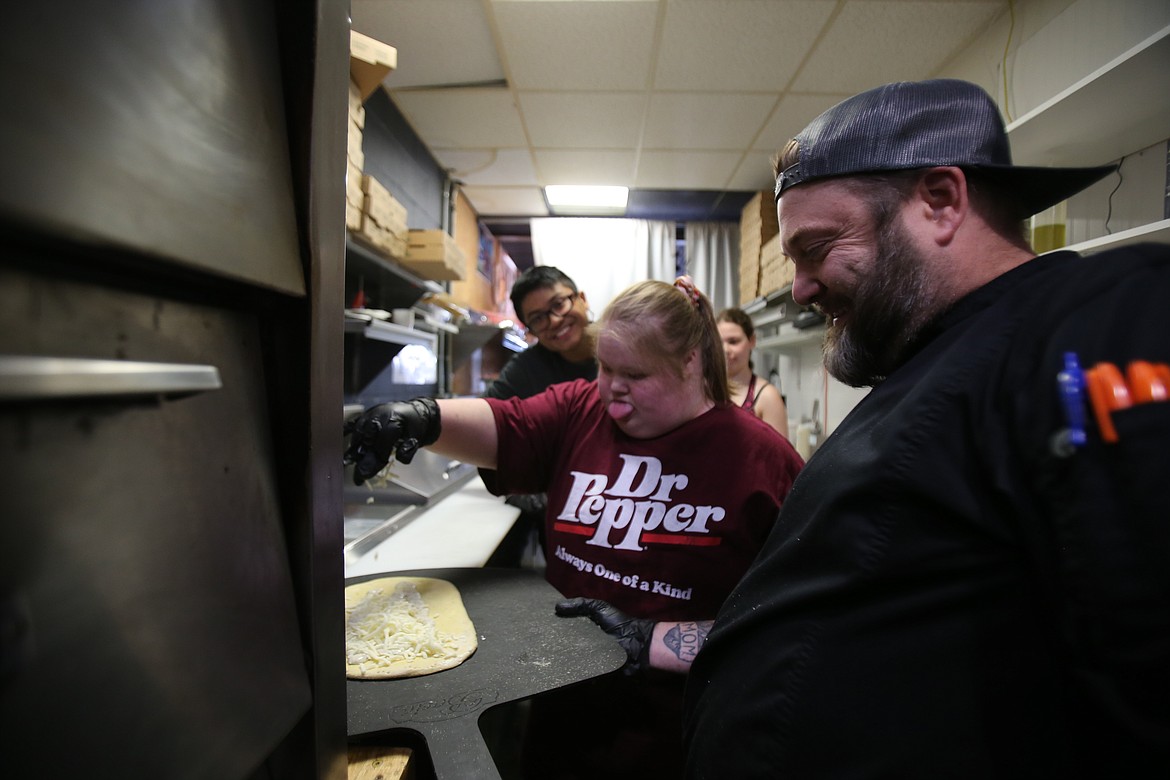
{"left": 663, "top": 621, "right": 713, "bottom": 664}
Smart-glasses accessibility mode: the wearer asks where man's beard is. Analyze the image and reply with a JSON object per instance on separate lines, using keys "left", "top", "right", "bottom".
{"left": 820, "top": 215, "right": 938, "bottom": 388}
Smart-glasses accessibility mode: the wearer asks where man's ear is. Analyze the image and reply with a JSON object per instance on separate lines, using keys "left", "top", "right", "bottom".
{"left": 916, "top": 167, "right": 967, "bottom": 246}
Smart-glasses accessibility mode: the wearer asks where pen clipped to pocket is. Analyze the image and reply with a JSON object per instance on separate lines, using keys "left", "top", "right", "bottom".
{"left": 1054, "top": 352, "right": 1170, "bottom": 455}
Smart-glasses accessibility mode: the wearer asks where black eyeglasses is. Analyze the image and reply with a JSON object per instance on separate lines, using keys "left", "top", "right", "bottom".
{"left": 525, "top": 292, "right": 577, "bottom": 331}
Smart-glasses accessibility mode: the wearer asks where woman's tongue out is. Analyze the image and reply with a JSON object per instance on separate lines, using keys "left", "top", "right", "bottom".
{"left": 607, "top": 399, "right": 634, "bottom": 421}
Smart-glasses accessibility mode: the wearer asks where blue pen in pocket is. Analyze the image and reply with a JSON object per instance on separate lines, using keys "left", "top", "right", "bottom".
{"left": 1051, "top": 351, "right": 1086, "bottom": 457}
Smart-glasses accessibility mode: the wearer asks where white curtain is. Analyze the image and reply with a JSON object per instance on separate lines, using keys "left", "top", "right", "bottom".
{"left": 529, "top": 218, "right": 676, "bottom": 316}
{"left": 684, "top": 221, "right": 740, "bottom": 313}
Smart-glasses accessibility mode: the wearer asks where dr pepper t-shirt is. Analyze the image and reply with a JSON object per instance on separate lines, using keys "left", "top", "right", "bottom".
{"left": 486, "top": 379, "right": 802, "bottom": 621}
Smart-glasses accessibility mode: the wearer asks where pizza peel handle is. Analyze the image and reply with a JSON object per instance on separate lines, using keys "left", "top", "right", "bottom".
{"left": 427, "top": 720, "right": 504, "bottom": 780}
{"left": 346, "top": 568, "right": 627, "bottom": 778}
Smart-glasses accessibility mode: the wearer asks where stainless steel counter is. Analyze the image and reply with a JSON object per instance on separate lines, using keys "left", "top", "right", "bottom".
{"left": 343, "top": 447, "right": 480, "bottom": 561}
{"left": 345, "top": 476, "right": 521, "bottom": 575}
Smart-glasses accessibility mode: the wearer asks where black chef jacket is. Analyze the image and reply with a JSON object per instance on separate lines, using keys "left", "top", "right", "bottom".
{"left": 684, "top": 245, "right": 1170, "bottom": 778}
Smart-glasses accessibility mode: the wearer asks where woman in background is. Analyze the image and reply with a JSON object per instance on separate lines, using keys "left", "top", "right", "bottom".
{"left": 717, "top": 307, "right": 790, "bottom": 440}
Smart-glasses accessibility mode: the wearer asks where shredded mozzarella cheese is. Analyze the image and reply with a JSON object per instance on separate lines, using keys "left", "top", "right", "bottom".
{"left": 345, "top": 581, "right": 460, "bottom": 671}
{"left": 367, "top": 458, "right": 398, "bottom": 490}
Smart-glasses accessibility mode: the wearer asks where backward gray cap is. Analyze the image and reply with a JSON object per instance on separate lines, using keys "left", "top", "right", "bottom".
{"left": 774, "top": 79, "right": 1115, "bottom": 218}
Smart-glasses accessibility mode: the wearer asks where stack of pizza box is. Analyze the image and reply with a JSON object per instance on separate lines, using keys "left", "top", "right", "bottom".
{"left": 355, "top": 174, "right": 410, "bottom": 260}
{"left": 345, "top": 31, "right": 409, "bottom": 260}
{"left": 402, "top": 229, "right": 466, "bottom": 281}
{"left": 738, "top": 191, "right": 780, "bottom": 304}
{"left": 758, "top": 233, "right": 796, "bottom": 296}
{"left": 344, "top": 79, "right": 367, "bottom": 233}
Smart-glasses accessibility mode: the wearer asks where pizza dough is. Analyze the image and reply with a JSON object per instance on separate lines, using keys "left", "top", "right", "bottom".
{"left": 345, "top": 576, "right": 477, "bottom": 679}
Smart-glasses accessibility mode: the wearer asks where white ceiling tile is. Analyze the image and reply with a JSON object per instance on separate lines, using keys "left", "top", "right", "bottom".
{"left": 460, "top": 186, "right": 549, "bottom": 217}
{"left": 643, "top": 93, "right": 779, "bottom": 150}
{"left": 793, "top": 1, "right": 1004, "bottom": 94}
{"left": 655, "top": 0, "right": 837, "bottom": 91}
{"left": 351, "top": 0, "right": 504, "bottom": 90}
{"left": 533, "top": 149, "right": 638, "bottom": 186}
{"left": 520, "top": 92, "right": 648, "bottom": 148}
{"left": 492, "top": 0, "right": 659, "bottom": 90}
{"left": 432, "top": 149, "right": 539, "bottom": 186}
{"left": 635, "top": 150, "right": 745, "bottom": 188}
{"left": 727, "top": 149, "right": 779, "bottom": 191}
{"left": 428, "top": 149, "right": 497, "bottom": 177}
{"left": 390, "top": 89, "right": 527, "bottom": 147}
{"left": 351, "top": 0, "right": 1013, "bottom": 219}
{"left": 752, "top": 92, "right": 850, "bottom": 151}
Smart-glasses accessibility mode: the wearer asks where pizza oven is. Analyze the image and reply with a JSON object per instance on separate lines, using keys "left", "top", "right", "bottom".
{"left": 0, "top": 1, "right": 349, "bottom": 776}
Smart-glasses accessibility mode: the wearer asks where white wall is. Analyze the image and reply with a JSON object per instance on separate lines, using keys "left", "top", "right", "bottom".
{"left": 944, "top": 0, "right": 1168, "bottom": 116}
{"left": 941, "top": 0, "right": 1170, "bottom": 243}
{"left": 754, "top": 337, "right": 869, "bottom": 448}
{"left": 766, "top": 0, "right": 1170, "bottom": 444}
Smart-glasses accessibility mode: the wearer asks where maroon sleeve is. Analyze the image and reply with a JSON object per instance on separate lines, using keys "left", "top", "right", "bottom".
{"left": 484, "top": 379, "right": 593, "bottom": 495}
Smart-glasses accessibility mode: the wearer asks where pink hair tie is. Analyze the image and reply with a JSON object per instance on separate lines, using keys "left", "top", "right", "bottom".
{"left": 674, "top": 275, "right": 702, "bottom": 309}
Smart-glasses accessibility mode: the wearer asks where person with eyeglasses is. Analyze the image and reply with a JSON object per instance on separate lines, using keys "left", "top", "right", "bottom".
{"left": 481, "top": 266, "right": 599, "bottom": 570}
{"left": 344, "top": 276, "right": 804, "bottom": 779}
{"left": 487, "top": 265, "right": 597, "bottom": 401}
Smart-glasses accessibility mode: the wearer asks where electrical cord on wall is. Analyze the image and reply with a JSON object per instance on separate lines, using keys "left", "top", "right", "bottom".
{"left": 1104, "top": 155, "right": 1126, "bottom": 236}
{"left": 1001, "top": 0, "right": 1016, "bottom": 122}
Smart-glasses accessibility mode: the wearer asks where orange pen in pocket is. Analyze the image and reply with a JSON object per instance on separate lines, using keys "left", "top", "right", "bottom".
{"left": 1084, "top": 362, "right": 1131, "bottom": 443}
{"left": 1126, "top": 360, "right": 1169, "bottom": 403}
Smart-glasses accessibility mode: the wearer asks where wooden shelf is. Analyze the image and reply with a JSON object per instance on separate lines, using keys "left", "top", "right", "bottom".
{"left": 1007, "top": 25, "right": 1170, "bottom": 167}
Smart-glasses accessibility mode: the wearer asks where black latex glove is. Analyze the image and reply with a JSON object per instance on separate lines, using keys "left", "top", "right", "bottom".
{"left": 556, "top": 597, "right": 654, "bottom": 675}
{"left": 342, "top": 398, "right": 441, "bottom": 485}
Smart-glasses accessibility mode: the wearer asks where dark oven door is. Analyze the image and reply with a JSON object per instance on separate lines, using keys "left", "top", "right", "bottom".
{"left": 0, "top": 262, "right": 311, "bottom": 777}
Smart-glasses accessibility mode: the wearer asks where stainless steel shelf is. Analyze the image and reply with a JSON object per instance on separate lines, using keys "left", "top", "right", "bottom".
{"left": 741, "top": 285, "right": 792, "bottom": 315}
{"left": 345, "top": 235, "right": 443, "bottom": 312}
{"left": 756, "top": 326, "right": 825, "bottom": 353}
{"left": 344, "top": 312, "right": 438, "bottom": 349}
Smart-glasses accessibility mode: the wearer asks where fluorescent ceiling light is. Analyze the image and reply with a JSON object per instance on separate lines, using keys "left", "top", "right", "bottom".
{"left": 544, "top": 185, "right": 628, "bottom": 215}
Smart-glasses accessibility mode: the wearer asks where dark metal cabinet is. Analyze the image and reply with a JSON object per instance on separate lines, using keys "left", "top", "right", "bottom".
{"left": 0, "top": 1, "right": 349, "bottom": 777}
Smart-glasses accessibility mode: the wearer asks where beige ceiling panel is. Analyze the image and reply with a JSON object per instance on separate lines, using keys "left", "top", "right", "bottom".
{"left": 793, "top": 1, "right": 1003, "bottom": 94}
{"left": 346, "top": 0, "right": 1014, "bottom": 219}
{"left": 351, "top": 0, "right": 504, "bottom": 90}
{"left": 635, "top": 150, "right": 744, "bottom": 189}
{"left": 643, "top": 93, "right": 779, "bottom": 150}
{"left": 533, "top": 149, "right": 638, "bottom": 186}
{"left": 493, "top": 0, "right": 659, "bottom": 90}
{"left": 655, "top": 0, "right": 836, "bottom": 91}
{"left": 753, "top": 92, "right": 850, "bottom": 151}
{"left": 460, "top": 186, "right": 549, "bottom": 217}
{"left": 391, "top": 89, "right": 527, "bottom": 148}
{"left": 520, "top": 92, "right": 648, "bottom": 148}
{"left": 432, "top": 149, "right": 538, "bottom": 186}
{"left": 727, "top": 149, "right": 779, "bottom": 192}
